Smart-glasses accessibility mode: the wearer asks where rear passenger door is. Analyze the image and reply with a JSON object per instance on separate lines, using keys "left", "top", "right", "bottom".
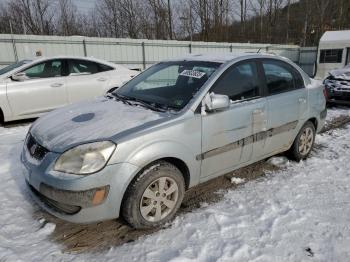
{"left": 260, "top": 59, "right": 308, "bottom": 156}
{"left": 200, "top": 60, "right": 268, "bottom": 179}
{"left": 65, "top": 59, "right": 112, "bottom": 103}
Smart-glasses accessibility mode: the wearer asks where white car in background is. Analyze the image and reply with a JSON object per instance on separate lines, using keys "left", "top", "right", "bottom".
{"left": 0, "top": 56, "right": 137, "bottom": 122}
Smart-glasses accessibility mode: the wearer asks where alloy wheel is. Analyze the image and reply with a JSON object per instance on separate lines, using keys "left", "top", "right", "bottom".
{"left": 140, "top": 177, "right": 179, "bottom": 222}
{"left": 298, "top": 127, "right": 314, "bottom": 156}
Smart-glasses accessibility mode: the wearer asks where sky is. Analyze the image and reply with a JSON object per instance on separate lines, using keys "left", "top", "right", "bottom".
{"left": 0, "top": 0, "right": 96, "bottom": 13}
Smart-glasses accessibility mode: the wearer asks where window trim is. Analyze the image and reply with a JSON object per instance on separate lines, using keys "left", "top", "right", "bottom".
{"left": 209, "top": 59, "right": 263, "bottom": 104}
{"left": 258, "top": 58, "right": 304, "bottom": 97}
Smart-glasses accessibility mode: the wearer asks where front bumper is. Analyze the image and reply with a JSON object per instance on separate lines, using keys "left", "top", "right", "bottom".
{"left": 21, "top": 147, "right": 139, "bottom": 224}
{"left": 327, "top": 97, "right": 350, "bottom": 106}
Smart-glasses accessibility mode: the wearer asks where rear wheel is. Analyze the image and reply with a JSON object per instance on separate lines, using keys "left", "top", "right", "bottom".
{"left": 122, "top": 161, "right": 185, "bottom": 229}
{"left": 288, "top": 121, "right": 315, "bottom": 161}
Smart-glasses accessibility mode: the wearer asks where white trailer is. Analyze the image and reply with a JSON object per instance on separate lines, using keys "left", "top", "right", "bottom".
{"left": 315, "top": 30, "right": 350, "bottom": 80}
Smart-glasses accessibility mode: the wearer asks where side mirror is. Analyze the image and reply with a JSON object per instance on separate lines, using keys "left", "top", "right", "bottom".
{"left": 11, "top": 72, "right": 28, "bottom": 81}
{"left": 203, "top": 93, "right": 230, "bottom": 113}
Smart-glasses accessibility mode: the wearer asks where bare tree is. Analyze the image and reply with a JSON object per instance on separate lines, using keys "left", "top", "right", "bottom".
{"left": 6, "top": 0, "right": 55, "bottom": 35}
{"left": 96, "top": 0, "right": 122, "bottom": 38}
{"left": 57, "top": 0, "right": 80, "bottom": 36}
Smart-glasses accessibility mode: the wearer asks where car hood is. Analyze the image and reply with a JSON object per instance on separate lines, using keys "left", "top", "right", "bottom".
{"left": 30, "top": 97, "right": 165, "bottom": 152}
{"left": 329, "top": 66, "right": 350, "bottom": 81}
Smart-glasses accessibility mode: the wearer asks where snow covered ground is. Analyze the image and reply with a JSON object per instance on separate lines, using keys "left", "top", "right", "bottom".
{"left": 1, "top": 108, "right": 350, "bottom": 261}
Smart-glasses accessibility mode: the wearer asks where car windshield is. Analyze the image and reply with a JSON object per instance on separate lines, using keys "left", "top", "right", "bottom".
{"left": 114, "top": 61, "right": 221, "bottom": 110}
{"left": 0, "top": 60, "right": 32, "bottom": 76}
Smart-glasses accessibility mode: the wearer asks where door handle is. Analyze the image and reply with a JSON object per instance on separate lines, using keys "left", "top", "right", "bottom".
{"left": 97, "top": 77, "right": 107, "bottom": 82}
{"left": 50, "top": 83, "right": 63, "bottom": 88}
{"left": 298, "top": 98, "right": 307, "bottom": 103}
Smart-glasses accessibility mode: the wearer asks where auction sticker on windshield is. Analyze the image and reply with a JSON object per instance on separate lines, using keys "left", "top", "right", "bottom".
{"left": 180, "top": 70, "right": 206, "bottom": 79}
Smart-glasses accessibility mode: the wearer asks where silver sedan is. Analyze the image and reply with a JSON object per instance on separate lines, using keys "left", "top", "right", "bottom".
{"left": 21, "top": 53, "right": 326, "bottom": 229}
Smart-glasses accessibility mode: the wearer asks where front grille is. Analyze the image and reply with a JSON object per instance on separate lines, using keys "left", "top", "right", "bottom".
{"left": 26, "top": 134, "right": 49, "bottom": 161}
{"left": 28, "top": 183, "right": 81, "bottom": 215}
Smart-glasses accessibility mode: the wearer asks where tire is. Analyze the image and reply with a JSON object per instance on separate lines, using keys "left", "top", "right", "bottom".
{"left": 288, "top": 121, "right": 316, "bottom": 161}
{"left": 122, "top": 161, "right": 185, "bottom": 229}
{"left": 0, "top": 108, "right": 3, "bottom": 125}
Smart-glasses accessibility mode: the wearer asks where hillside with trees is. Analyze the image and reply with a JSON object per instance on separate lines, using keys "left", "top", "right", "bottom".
{"left": 0, "top": 0, "right": 349, "bottom": 46}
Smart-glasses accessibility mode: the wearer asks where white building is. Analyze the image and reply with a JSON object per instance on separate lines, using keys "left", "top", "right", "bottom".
{"left": 315, "top": 30, "right": 350, "bottom": 80}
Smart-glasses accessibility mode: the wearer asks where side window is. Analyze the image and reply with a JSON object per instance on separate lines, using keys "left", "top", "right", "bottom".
{"left": 262, "top": 61, "right": 295, "bottom": 95}
{"left": 69, "top": 60, "right": 99, "bottom": 75}
{"left": 320, "top": 49, "right": 343, "bottom": 64}
{"left": 211, "top": 61, "right": 260, "bottom": 101}
{"left": 98, "top": 63, "right": 114, "bottom": 72}
{"left": 23, "top": 60, "right": 62, "bottom": 79}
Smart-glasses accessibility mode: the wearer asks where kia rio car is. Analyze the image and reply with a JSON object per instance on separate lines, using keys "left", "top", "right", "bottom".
{"left": 0, "top": 56, "right": 136, "bottom": 122}
{"left": 21, "top": 53, "right": 327, "bottom": 229}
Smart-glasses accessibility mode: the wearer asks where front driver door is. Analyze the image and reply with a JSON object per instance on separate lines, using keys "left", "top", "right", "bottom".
{"left": 200, "top": 60, "right": 267, "bottom": 179}
{"left": 6, "top": 59, "right": 68, "bottom": 118}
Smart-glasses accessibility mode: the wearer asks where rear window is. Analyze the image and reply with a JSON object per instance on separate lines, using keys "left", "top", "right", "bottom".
{"left": 69, "top": 60, "right": 99, "bottom": 75}
{"left": 98, "top": 63, "right": 114, "bottom": 72}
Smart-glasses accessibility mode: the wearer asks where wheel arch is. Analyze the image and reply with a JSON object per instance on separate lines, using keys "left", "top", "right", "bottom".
{"left": 127, "top": 157, "right": 191, "bottom": 192}
{"left": 306, "top": 117, "right": 318, "bottom": 130}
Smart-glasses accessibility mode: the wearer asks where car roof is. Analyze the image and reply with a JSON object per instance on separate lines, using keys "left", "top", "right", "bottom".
{"left": 0, "top": 56, "right": 131, "bottom": 79}
{"left": 165, "top": 52, "right": 282, "bottom": 63}
{"left": 30, "top": 55, "right": 119, "bottom": 68}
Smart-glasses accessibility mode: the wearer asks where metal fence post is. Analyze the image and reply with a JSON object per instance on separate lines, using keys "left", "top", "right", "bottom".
{"left": 189, "top": 43, "right": 192, "bottom": 53}
{"left": 298, "top": 47, "right": 302, "bottom": 66}
{"left": 83, "top": 39, "right": 87, "bottom": 57}
{"left": 9, "top": 21, "right": 18, "bottom": 62}
{"left": 141, "top": 42, "right": 146, "bottom": 70}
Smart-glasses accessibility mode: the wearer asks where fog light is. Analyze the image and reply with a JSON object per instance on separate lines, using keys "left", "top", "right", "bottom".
{"left": 92, "top": 188, "right": 107, "bottom": 206}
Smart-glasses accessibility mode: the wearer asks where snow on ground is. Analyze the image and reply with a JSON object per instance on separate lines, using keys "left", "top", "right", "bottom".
{"left": 0, "top": 108, "right": 350, "bottom": 261}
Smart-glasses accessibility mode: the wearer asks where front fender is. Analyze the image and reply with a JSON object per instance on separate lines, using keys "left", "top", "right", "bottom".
{"left": 110, "top": 140, "right": 201, "bottom": 188}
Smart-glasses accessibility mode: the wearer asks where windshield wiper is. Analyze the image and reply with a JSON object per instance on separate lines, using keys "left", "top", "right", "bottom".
{"left": 108, "top": 93, "right": 167, "bottom": 112}
{"left": 106, "top": 93, "right": 133, "bottom": 105}
{"left": 126, "top": 97, "right": 168, "bottom": 112}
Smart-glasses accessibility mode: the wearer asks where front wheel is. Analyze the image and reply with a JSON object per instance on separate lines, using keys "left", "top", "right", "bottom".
{"left": 122, "top": 161, "right": 185, "bottom": 229}
{"left": 288, "top": 121, "right": 316, "bottom": 161}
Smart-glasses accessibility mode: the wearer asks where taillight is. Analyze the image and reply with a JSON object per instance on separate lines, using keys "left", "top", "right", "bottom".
{"left": 323, "top": 87, "right": 328, "bottom": 100}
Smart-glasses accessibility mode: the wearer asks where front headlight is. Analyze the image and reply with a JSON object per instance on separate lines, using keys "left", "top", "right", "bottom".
{"left": 54, "top": 141, "right": 116, "bottom": 175}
